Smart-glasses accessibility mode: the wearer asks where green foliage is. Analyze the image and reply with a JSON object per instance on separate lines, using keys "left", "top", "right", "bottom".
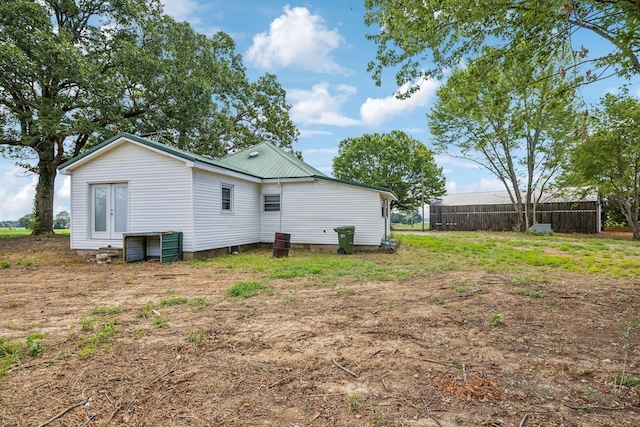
{"left": 614, "top": 372, "right": 639, "bottom": 388}
{"left": 332, "top": 131, "right": 445, "bottom": 210}
{"left": 0, "top": 333, "right": 48, "bottom": 378}
{"left": 0, "top": 0, "right": 299, "bottom": 234}
{"left": 347, "top": 392, "right": 361, "bottom": 411}
{"left": 138, "top": 301, "right": 155, "bottom": 318}
{"left": 428, "top": 47, "right": 579, "bottom": 231}
{"left": 186, "top": 329, "right": 206, "bottom": 345}
{"left": 80, "top": 316, "right": 97, "bottom": 331}
{"left": 1, "top": 261, "right": 10, "bottom": 269}
{"left": 364, "top": 0, "right": 640, "bottom": 90}
{"left": 90, "top": 305, "right": 122, "bottom": 316}
{"left": 78, "top": 322, "right": 117, "bottom": 347}
{"left": 189, "top": 297, "right": 213, "bottom": 308}
{"left": 563, "top": 91, "right": 640, "bottom": 239}
{"left": 227, "top": 281, "right": 265, "bottom": 298}
{"left": 152, "top": 316, "right": 169, "bottom": 328}
{"left": 17, "top": 214, "right": 34, "bottom": 230}
{"left": 490, "top": 313, "right": 503, "bottom": 327}
{"left": 53, "top": 210, "right": 70, "bottom": 229}
{"left": 160, "top": 295, "right": 188, "bottom": 306}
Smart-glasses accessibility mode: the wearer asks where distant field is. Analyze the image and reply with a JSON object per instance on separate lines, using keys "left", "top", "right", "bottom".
{"left": 391, "top": 222, "right": 429, "bottom": 230}
{"left": 0, "top": 228, "right": 70, "bottom": 237}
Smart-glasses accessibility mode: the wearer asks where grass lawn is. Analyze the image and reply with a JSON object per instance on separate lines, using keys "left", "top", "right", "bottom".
{"left": 1, "top": 230, "right": 639, "bottom": 425}
{"left": 0, "top": 228, "right": 70, "bottom": 238}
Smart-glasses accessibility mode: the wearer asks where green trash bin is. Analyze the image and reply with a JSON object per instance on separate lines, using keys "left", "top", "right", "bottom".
{"left": 334, "top": 226, "right": 355, "bottom": 254}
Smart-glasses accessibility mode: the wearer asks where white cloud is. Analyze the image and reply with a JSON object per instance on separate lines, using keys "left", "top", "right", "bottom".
{"left": 160, "top": 0, "right": 221, "bottom": 36}
{"left": 245, "top": 6, "right": 349, "bottom": 74}
{"left": 289, "top": 82, "right": 360, "bottom": 127}
{"left": 446, "top": 181, "right": 457, "bottom": 193}
{"left": 303, "top": 147, "right": 339, "bottom": 155}
{"left": 434, "top": 154, "right": 483, "bottom": 169}
{"left": 299, "top": 129, "right": 333, "bottom": 138}
{"left": 0, "top": 166, "right": 37, "bottom": 221}
{"left": 360, "top": 77, "right": 440, "bottom": 125}
{"left": 55, "top": 175, "right": 71, "bottom": 214}
{"left": 459, "top": 177, "right": 506, "bottom": 193}
{"left": 161, "top": 0, "right": 199, "bottom": 22}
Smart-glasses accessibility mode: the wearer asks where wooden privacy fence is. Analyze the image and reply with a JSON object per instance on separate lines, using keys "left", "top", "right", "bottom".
{"left": 430, "top": 201, "right": 599, "bottom": 233}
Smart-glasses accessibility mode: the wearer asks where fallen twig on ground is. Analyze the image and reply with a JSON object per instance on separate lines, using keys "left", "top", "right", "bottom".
{"left": 422, "top": 398, "right": 442, "bottom": 427}
{"left": 332, "top": 359, "right": 357, "bottom": 377}
{"left": 36, "top": 400, "right": 88, "bottom": 427}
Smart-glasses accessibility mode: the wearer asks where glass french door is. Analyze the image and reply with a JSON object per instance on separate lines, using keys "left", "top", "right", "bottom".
{"left": 91, "top": 183, "right": 128, "bottom": 239}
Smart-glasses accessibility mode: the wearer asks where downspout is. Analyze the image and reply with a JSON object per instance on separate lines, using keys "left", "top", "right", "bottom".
{"left": 278, "top": 178, "right": 283, "bottom": 233}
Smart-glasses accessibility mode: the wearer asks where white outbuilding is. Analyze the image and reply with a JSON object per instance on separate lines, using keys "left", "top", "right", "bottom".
{"left": 58, "top": 133, "right": 396, "bottom": 259}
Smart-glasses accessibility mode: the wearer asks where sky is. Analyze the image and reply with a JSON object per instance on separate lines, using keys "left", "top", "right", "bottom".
{"left": 1, "top": 1, "right": 639, "bottom": 221}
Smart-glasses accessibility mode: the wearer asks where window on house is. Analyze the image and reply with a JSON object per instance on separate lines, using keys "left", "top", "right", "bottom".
{"left": 222, "top": 185, "right": 233, "bottom": 211}
{"left": 264, "top": 194, "right": 281, "bottom": 212}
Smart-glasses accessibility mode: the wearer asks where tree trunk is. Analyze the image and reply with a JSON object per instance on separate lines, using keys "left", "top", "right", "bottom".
{"left": 32, "top": 138, "right": 60, "bottom": 235}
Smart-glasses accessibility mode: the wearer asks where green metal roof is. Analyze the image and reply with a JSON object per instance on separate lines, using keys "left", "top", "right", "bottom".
{"left": 217, "top": 142, "right": 327, "bottom": 178}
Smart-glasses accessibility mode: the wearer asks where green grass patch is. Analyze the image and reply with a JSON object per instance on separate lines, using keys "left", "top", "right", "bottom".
{"left": 0, "top": 333, "right": 48, "bottom": 378}
{"left": 89, "top": 305, "right": 122, "bottom": 315}
{"left": 160, "top": 295, "right": 188, "bottom": 306}
{"left": 190, "top": 297, "right": 213, "bottom": 308}
{"left": 187, "top": 329, "right": 206, "bottom": 345}
{"left": 395, "top": 232, "right": 640, "bottom": 277}
{"left": 227, "top": 281, "right": 265, "bottom": 298}
{"left": 0, "top": 228, "right": 70, "bottom": 238}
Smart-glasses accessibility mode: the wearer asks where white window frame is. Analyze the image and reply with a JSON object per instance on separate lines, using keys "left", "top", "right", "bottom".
{"left": 264, "top": 194, "right": 281, "bottom": 212}
{"left": 221, "top": 184, "right": 233, "bottom": 212}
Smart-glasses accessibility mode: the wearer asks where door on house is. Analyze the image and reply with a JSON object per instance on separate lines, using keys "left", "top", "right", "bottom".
{"left": 91, "top": 183, "right": 128, "bottom": 240}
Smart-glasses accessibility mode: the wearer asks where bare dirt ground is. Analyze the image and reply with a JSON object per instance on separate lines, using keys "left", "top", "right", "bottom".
{"left": 1, "top": 234, "right": 639, "bottom": 426}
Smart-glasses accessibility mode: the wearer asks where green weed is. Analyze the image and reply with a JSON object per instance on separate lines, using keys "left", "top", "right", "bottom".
{"left": 138, "top": 301, "right": 156, "bottom": 318}
{"left": 347, "top": 392, "right": 361, "bottom": 411}
{"left": 0, "top": 260, "right": 10, "bottom": 269}
{"left": 615, "top": 372, "right": 639, "bottom": 387}
{"left": 160, "top": 295, "right": 188, "bottom": 306}
{"left": 187, "top": 329, "right": 206, "bottom": 345}
{"left": 80, "top": 316, "right": 96, "bottom": 331}
{"left": 490, "top": 313, "right": 503, "bottom": 327}
{"left": 152, "top": 316, "right": 169, "bottom": 328}
{"left": 189, "top": 297, "right": 212, "bottom": 308}
{"left": 372, "top": 405, "right": 385, "bottom": 422}
{"left": 0, "top": 333, "right": 48, "bottom": 378}
{"left": 227, "top": 281, "right": 265, "bottom": 298}
{"left": 519, "top": 289, "right": 541, "bottom": 298}
{"left": 90, "top": 305, "right": 122, "bottom": 315}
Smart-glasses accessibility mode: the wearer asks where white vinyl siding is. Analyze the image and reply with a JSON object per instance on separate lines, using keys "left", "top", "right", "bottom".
{"left": 68, "top": 142, "right": 194, "bottom": 250}
{"left": 193, "top": 170, "right": 260, "bottom": 251}
{"left": 260, "top": 180, "right": 387, "bottom": 246}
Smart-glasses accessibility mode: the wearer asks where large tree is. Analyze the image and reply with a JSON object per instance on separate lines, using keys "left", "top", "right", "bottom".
{"left": 332, "top": 131, "right": 445, "bottom": 211}
{"left": 364, "top": 0, "right": 640, "bottom": 92}
{"left": 428, "top": 50, "right": 581, "bottom": 231}
{"left": 564, "top": 92, "right": 640, "bottom": 239}
{"left": 0, "top": 0, "right": 299, "bottom": 235}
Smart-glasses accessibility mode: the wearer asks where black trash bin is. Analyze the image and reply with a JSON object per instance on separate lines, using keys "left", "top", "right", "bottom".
{"left": 334, "top": 226, "right": 355, "bottom": 254}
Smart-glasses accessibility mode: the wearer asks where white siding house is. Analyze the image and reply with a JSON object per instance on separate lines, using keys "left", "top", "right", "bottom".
{"left": 58, "top": 133, "right": 396, "bottom": 259}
